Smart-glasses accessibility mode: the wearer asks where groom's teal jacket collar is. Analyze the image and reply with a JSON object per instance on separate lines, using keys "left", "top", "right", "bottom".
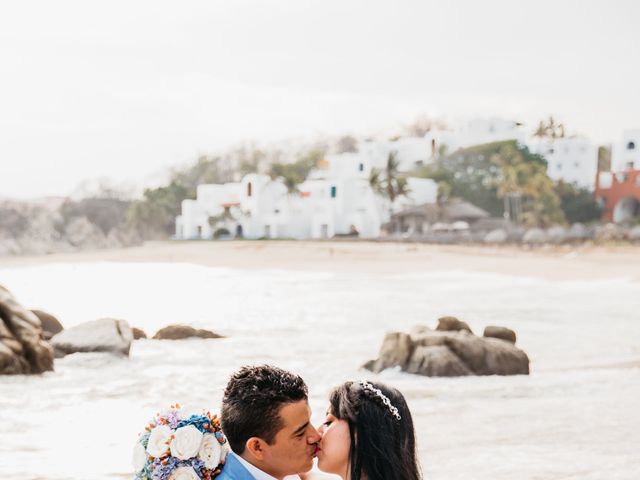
{"left": 217, "top": 452, "right": 257, "bottom": 480}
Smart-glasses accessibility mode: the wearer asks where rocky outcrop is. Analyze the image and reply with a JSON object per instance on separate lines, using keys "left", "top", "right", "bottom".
{"left": 364, "top": 319, "right": 529, "bottom": 377}
{"left": 0, "top": 285, "right": 54, "bottom": 375}
{"left": 50, "top": 318, "right": 133, "bottom": 357}
{"left": 31, "top": 309, "right": 64, "bottom": 340}
{"left": 152, "top": 324, "right": 224, "bottom": 340}
{"left": 132, "top": 327, "right": 147, "bottom": 340}
{"left": 483, "top": 228, "right": 508, "bottom": 244}
{"left": 483, "top": 325, "right": 516, "bottom": 344}
{"left": 523, "top": 228, "right": 547, "bottom": 244}
{"left": 435, "top": 316, "right": 473, "bottom": 334}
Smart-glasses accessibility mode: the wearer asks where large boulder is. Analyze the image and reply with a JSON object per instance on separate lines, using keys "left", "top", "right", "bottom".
{"left": 50, "top": 318, "right": 133, "bottom": 357}
{"left": 629, "top": 226, "right": 640, "bottom": 242}
{"left": 436, "top": 316, "right": 473, "bottom": 334}
{"left": 363, "top": 321, "right": 529, "bottom": 377}
{"left": 443, "top": 332, "right": 529, "bottom": 375}
{"left": 484, "top": 228, "right": 508, "bottom": 244}
{"left": 132, "top": 327, "right": 147, "bottom": 340}
{"left": 365, "top": 332, "right": 412, "bottom": 373}
{"left": 567, "top": 223, "right": 589, "bottom": 241}
{"left": 546, "top": 226, "right": 567, "bottom": 244}
{"left": 31, "top": 309, "right": 64, "bottom": 340}
{"left": 152, "top": 324, "right": 224, "bottom": 340}
{"left": 523, "top": 228, "right": 547, "bottom": 244}
{"left": 483, "top": 325, "right": 517, "bottom": 344}
{"left": 0, "top": 285, "right": 54, "bottom": 375}
{"left": 595, "top": 223, "right": 626, "bottom": 242}
{"left": 406, "top": 345, "right": 473, "bottom": 376}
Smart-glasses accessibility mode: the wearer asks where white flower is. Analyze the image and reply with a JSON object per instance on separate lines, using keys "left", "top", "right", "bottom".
{"left": 170, "top": 425, "right": 204, "bottom": 460}
{"left": 198, "top": 434, "right": 222, "bottom": 468}
{"left": 132, "top": 441, "right": 148, "bottom": 471}
{"left": 146, "top": 424, "right": 173, "bottom": 458}
{"left": 220, "top": 441, "right": 231, "bottom": 463}
{"left": 169, "top": 466, "right": 201, "bottom": 480}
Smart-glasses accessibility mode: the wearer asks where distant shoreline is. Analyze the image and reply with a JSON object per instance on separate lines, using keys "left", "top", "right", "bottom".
{"left": 1, "top": 240, "right": 639, "bottom": 282}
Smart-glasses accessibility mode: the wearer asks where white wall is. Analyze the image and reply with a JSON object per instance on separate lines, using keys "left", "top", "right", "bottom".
{"left": 527, "top": 137, "right": 598, "bottom": 189}
{"left": 611, "top": 129, "right": 640, "bottom": 171}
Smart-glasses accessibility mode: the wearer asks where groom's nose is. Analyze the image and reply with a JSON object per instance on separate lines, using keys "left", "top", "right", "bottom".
{"left": 307, "top": 424, "right": 321, "bottom": 444}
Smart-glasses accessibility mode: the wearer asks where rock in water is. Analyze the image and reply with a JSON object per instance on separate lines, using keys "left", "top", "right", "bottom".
{"left": 483, "top": 326, "right": 517, "bottom": 344}
{"left": 366, "top": 332, "right": 413, "bottom": 373}
{"left": 364, "top": 321, "right": 529, "bottom": 377}
{"left": 0, "top": 285, "right": 54, "bottom": 375}
{"left": 436, "top": 316, "right": 473, "bottom": 333}
{"left": 152, "top": 324, "right": 224, "bottom": 340}
{"left": 132, "top": 327, "right": 147, "bottom": 340}
{"left": 50, "top": 318, "right": 133, "bottom": 357}
{"left": 406, "top": 345, "right": 473, "bottom": 376}
{"left": 31, "top": 309, "right": 64, "bottom": 340}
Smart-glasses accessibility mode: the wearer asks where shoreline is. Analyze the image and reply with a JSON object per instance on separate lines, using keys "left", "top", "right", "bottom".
{"left": 1, "top": 240, "right": 639, "bottom": 282}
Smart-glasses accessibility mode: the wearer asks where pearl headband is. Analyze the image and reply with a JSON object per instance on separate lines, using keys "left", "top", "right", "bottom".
{"left": 359, "top": 381, "right": 402, "bottom": 421}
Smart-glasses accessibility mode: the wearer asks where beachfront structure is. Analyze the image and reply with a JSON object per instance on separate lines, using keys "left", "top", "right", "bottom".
{"left": 593, "top": 130, "right": 640, "bottom": 223}
{"left": 595, "top": 168, "right": 640, "bottom": 223}
{"left": 611, "top": 129, "right": 640, "bottom": 171}
{"left": 175, "top": 163, "right": 438, "bottom": 240}
{"left": 527, "top": 136, "right": 599, "bottom": 190}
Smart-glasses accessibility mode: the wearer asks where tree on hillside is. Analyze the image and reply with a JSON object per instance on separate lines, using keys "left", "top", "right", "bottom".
{"left": 404, "top": 114, "right": 447, "bottom": 137}
{"left": 415, "top": 140, "right": 566, "bottom": 227}
{"left": 126, "top": 181, "right": 189, "bottom": 238}
{"left": 171, "top": 155, "right": 229, "bottom": 197}
{"left": 534, "top": 116, "right": 566, "bottom": 139}
{"left": 336, "top": 135, "right": 358, "bottom": 153}
{"left": 554, "top": 181, "right": 602, "bottom": 223}
{"left": 60, "top": 197, "right": 131, "bottom": 235}
{"left": 269, "top": 148, "right": 324, "bottom": 193}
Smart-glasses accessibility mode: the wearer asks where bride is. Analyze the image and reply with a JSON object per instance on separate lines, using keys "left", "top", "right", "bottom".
{"left": 314, "top": 380, "right": 421, "bottom": 480}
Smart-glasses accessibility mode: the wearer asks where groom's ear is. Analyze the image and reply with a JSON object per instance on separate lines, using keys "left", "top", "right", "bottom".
{"left": 245, "top": 437, "right": 268, "bottom": 461}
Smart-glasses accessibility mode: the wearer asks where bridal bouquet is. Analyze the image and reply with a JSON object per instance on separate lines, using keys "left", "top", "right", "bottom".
{"left": 133, "top": 404, "right": 230, "bottom": 480}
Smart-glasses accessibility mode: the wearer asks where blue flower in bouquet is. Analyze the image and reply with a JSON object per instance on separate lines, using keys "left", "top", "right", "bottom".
{"left": 133, "top": 404, "right": 230, "bottom": 480}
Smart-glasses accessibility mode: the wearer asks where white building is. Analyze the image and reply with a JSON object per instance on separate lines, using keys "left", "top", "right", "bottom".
{"left": 611, "top": 129, "right": 640, "bottom": 171}
{"left": 527, "top": 136, "right": 598, "bottom": 190}
{"left": 175, "top": 149, "right": 438, "bottom": 240}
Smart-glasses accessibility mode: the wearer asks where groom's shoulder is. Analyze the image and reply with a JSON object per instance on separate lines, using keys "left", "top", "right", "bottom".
{"left": 217, "top": 453, "right": 255, "bottom": 480}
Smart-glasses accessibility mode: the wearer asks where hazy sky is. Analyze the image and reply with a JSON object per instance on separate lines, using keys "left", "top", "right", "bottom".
{"left": 1, "top": 0, "right": 639, "bottom": 199}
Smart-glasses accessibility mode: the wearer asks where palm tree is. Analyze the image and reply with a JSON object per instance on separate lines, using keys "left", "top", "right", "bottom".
{"left": 368, "top": 167, "right": 385, "bottom": 196}
{"left": 372, "top": 151, "right": 412, "bottom": 218}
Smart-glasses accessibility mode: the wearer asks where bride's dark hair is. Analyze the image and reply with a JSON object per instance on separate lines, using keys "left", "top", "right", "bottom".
{"left": 329, "top": 381, "right": 421, "bottom": 480}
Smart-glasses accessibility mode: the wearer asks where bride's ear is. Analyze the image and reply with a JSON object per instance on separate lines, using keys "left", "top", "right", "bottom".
{"left": 245, "top": 437, "right": 267, "bottom": 460}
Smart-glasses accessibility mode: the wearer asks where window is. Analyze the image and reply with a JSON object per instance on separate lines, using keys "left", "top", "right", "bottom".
{"left": 330, "top": 186, "right": 337, "bottom": 198}
{"left": 627, "top": 141, "right": 636, "bottom": 150}
{"left": 358, "top": 163, "right": 364, "bottom": 172}
{"left": 247, "top": 182, "right": 252, "bottom": 197}
{"left": 557, "top": 164, "right": 562, "bottom": 171}
{"left": 626, "top": 161, "right": 635, "bottom": 170}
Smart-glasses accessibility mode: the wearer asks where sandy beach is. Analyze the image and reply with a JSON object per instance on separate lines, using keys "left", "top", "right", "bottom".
{"left": 2, "top": 240, "right": 639, "bottom": 282}
{"left": 2, "top": 240, "right": 640, "bottom": 480}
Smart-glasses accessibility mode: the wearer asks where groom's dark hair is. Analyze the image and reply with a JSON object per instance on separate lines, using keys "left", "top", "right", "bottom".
{"left": 221, "top": 364, "right": 308, "bottom": 454}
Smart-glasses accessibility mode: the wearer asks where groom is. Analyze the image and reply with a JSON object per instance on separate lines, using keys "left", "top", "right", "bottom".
{"left": 218, "top": 365, "right": 321, "bottom": 480}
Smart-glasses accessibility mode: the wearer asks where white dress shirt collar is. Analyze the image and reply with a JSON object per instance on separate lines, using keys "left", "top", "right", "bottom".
{"left": 230, "top": 452, "right": 301, "bottom": 480}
